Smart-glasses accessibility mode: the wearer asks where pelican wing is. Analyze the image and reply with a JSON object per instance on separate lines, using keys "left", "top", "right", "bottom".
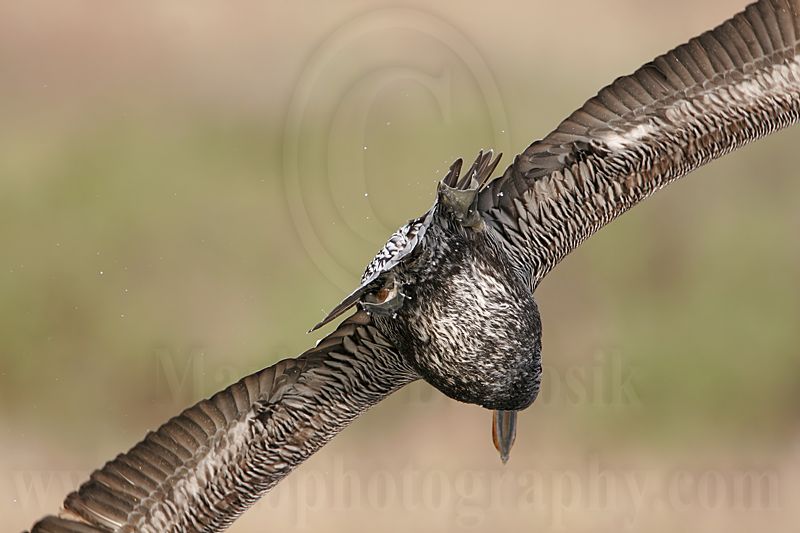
{"left": 479, "top": 0, "right": 800, "bottom": 286}
{"left": 29, "top": 312, "right": 416, "bottom": 533}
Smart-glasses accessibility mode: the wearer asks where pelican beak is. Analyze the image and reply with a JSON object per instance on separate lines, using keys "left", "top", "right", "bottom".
{"left": 492, "top": 409, "right": 517, "bottom": 464}
{"left": 309, "top": 285, "right": 369, "bottom": 333}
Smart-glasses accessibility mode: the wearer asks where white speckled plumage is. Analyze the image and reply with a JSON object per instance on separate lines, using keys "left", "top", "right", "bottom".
{"left": 361, "top": 215, "right": 428, "bottom": 284}
{"left": 28, "top": 1, "right": 800, "bottom": 531}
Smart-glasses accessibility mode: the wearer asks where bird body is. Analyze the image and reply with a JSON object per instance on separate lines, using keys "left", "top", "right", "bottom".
{"left": 315, "top": 151, "right": 544, "bottom": 411}
{"left": 27, "top": 0, "right": 800, "bottom": 531}
{"left": 374, "top": 173, "right": 543, "bottom": 411}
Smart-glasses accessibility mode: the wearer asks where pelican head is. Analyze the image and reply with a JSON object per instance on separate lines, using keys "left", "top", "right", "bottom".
{"left": 314, "top": 151, "right": 543, "bottom": 461}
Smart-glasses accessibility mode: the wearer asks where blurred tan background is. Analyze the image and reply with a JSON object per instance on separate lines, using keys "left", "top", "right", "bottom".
{"left": 3, "top": 1, "right": 800, "bottom": 532}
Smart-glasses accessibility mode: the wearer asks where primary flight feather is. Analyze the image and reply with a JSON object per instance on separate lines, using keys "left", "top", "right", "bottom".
{"left": 28, "top": 0, "right": 800, "bottom": 531}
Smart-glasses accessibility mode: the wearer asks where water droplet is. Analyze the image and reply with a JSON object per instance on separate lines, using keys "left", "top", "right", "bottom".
{"left": 363, "top": 146, "right": 368, "bottom": 150}
{"left": 364, "top": 193, "right": 369, "bottom": 197}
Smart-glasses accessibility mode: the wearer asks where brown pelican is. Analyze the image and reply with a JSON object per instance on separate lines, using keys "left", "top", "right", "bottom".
{"left": 28, "top": 0, "right": 800, "bottom": 531}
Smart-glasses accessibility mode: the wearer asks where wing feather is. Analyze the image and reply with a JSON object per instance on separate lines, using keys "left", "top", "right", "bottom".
{"left": 481, "top": 0, "right": 800, "bottom": 285}
{"left": 27, "top": 312, "right": 416, "bottom": 533}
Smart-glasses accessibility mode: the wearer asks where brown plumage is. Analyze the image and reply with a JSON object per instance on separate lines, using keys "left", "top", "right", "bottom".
{"left": 479, "top": 0, "right": 800, "bottom": 286}
{"left": 27, "top": 1, "right": 800, "bottom": 531}
{"left": 30, "top": 313, "right": 416, "bottom": 532}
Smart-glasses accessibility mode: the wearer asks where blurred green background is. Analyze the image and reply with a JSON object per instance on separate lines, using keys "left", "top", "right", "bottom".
{"left": 3, "top": 1, "right": 799, "bottom": 531}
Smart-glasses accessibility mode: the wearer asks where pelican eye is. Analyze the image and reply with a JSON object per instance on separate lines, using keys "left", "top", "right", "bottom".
{"left": 368, "top": 283, "right": 398, "bottom": 304}
{"left": 361, "top": 277, "right": 406, "bottom": 316}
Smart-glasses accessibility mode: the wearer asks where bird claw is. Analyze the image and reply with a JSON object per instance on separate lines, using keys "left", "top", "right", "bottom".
{"left": 437, "top": 150, "right": 502, "bottom": 228}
